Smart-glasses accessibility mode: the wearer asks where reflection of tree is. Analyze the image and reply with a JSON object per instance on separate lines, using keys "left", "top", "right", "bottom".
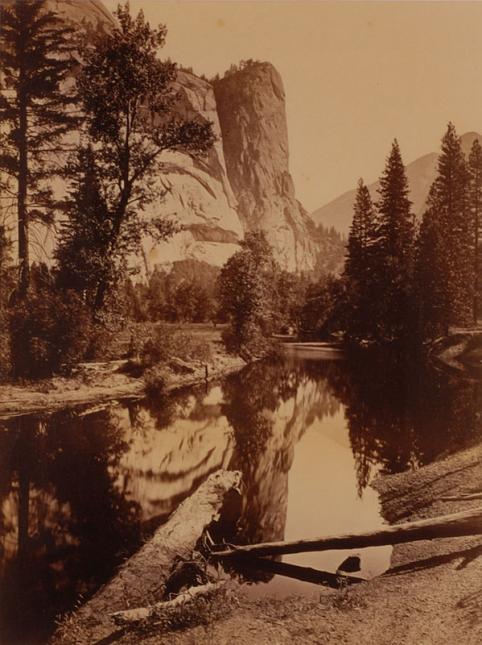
{"left": 128, "top": 382, "right": 217, "bottom": 432}
{"left": 326, "top": 349, "right": 482, "bottom": 493}
{"left": 0, "top": 410, "right": 142, "bottom": 644}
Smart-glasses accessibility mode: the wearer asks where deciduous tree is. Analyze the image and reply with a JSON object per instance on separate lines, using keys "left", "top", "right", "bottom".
{"left": 73, "top": 3, "right": 215, "bottom": 312}
{"left": 218, "top": 231, "right": 279, "bottom": 360}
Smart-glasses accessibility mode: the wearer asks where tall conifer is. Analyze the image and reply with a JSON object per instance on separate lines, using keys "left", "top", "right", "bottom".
{"left": 374, "top": 140, "right": 415, "bottom": 343}
{"left": 0, "top": 0, "right": 79, "bottom": 294}
{"left": 468, "top": 138, "right": 482, "bottom": 322}
{"left": 416, "top": 123, "right": 473, "bottom": 336}
{"left": 345, "top": 179, "right": 378, "bottom": 341}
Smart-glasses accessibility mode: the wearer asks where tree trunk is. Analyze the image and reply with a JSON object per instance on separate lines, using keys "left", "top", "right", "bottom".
{"left": 213, "top": 506, "right": 482, "bottom": 558}
{"left": 230, "top": 555, "right": 364, "bottom": 589}
{"left": 51, "top": 470, "right": 241, "bottom": 645}
{"left": 17, "top": 73, "right": 29, "bottom": 296}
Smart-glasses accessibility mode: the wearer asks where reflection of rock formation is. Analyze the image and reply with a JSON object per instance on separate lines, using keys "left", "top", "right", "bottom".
{"left": 111, "top": 390, "right": 234, "bottom": 521}
{"left": 0, "top": 386, "right": 236, "bottom": 643}
{"left": 223, "top": 361, "right": 340, "bottom": 546}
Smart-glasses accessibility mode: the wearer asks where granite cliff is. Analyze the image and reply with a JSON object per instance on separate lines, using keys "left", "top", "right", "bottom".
{"left": 1, "top": 0, "right": 344, "bottom": 274}
{"left": 213, "top": 62, "right": 322, "bottom": 272}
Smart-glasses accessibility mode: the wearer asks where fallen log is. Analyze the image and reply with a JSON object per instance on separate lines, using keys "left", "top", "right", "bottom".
{"left": 50, "top": 469, "right": 241, "bottom": 645}
{"left": 212, "top": 506, "right": 482, "bottom": 559}
{"left": 111, "top": 582, "right": 225, "bottom": 625}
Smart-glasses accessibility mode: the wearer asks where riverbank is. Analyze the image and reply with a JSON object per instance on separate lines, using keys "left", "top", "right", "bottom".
{"left": 0, "top": 336, "right": 245, "bottom": 419}
{"left": 108, "top": 441, "right": 482, "bottom": 645}
{"left": 431, "top": 329, "right": 482, "bottom": 376}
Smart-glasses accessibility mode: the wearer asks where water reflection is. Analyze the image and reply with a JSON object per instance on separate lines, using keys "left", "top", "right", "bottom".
{"left": 326, "top": 350, "right": 482, "bottom": 492}
{"left": 0, "top": 352, "right": 481, "bottom": 642}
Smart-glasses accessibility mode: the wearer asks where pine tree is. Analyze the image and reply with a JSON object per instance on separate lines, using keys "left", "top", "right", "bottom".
{"left": 468, "top": 138, "right": 482, "bottom": 322}
{"left": 0, "top": 0, "right": 79, "bottom": 294}
{"left": 55, "top": 147, "right": 114, "bottom": 310}
{"left": 416, "top": 123, "right": 473, "bottom": 337}
{"left": 344, "top": 179, "right": 378, "bottom": 341}
{"left": 374, "top": 140, "right": 415, "bottom": 343}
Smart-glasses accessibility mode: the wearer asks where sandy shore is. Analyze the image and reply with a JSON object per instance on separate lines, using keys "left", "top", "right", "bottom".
{"left": 0, "top": 351, "right": 245, "bottom": 420}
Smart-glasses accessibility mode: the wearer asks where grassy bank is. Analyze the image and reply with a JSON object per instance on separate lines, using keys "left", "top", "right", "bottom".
{"left": 0, "top": 324, "right": 244, "bottom": 419}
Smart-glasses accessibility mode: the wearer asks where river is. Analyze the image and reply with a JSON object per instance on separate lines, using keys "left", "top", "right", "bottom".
{"left": 0, "top": 350, "right": 480, "bottom": 644}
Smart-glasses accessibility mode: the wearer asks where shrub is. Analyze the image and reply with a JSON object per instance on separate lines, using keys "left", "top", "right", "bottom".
{"left": 143, "top": 365, "right": 171, "bottom": 397}
{"left": 10, "top": 288, "right": 94, "bottom": 378}
{"left": 0, "top": 311, "right": 11, "bottom": 380}
{"left": 140, "top": 324, "right": 212, "bottom": 369}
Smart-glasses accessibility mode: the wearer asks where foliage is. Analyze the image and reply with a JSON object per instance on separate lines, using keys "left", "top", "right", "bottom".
{"left": 343, "top": 179, "right": 379, "bottom": 342}
{"left": 311, "top": 222, "right": 347, "bottom": 277}
{"left": 55, "top": 147, "right": 118, "bottom": 311}
{"left": 299, "top": 276, "right": 346, "bottom": 339}
{"left": 143, "top": 364, "right": 171, "bottom": 397}
{"left": 0, "top": 0, "right": 79, "bottom": 293}
{"left": 221, "top": 59, "right": 263, "bottom": 79}
{"left": 139, "top": 324, "right": 212, "bottom": 369}
{"left": 373, "top": 140, "right": 415, "bottom": 343}
{"left": 416, "top": 123, "right": 474, "bottom": 337}
{"left": 340, "top": 141, "right": 416, "bottom": 345}
{"left": 218, "top": 231, "right": 280, "bottom": 360}
{"left": 0, "top": 227, "right": 15, "bottom": 378}
{"left": 9, "top": 266, "right": 94, "bottom": 378}
{"left": 274, "top": 270, "right": 309, "bottom": 334}
{"left": 468, "top": 138, "right": 482, "bottom": 321}
{"left": 71, "top": 2, "right": 215, "bottom": 312}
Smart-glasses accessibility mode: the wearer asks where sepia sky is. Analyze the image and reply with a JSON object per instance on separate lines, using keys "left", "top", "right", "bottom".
{"left": 105, "top": 1, "right": 482, "bottom": 212}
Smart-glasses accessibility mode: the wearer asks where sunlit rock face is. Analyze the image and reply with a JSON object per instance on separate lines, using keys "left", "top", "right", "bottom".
{"left": 214, "top": 63, "right": 320, "bottom": 272}
{"left": 141, "top": 71, "right": 244, "bottom": 272}
{"left": 1, "top": 0, "right": 332, "bottom": 274}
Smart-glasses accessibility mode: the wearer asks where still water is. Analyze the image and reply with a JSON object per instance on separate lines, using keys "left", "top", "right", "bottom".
{"left": 1, "top": 352, "right": 481, "bottom": 644}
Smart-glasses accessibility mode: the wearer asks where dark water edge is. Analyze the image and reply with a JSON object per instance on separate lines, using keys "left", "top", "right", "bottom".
{"left": 1, "top": 350, "right": 481, "bottom": 644}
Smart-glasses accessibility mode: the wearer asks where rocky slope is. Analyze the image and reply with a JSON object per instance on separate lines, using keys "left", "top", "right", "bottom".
{"left": 312, "top": 131, "right": 482, "bottom": 236}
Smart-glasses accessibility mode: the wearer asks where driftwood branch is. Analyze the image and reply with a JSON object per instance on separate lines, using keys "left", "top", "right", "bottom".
{"left": 213, "top": 506, "right": 482, "bottom": 558}
{"left": 440, "top": 493, "right": 482, "bottom": 502}
{"left": 111, "top": 582, "right": 225, "bottom": 625}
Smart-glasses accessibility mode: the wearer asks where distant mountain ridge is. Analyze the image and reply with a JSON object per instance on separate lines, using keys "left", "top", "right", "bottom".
{"left": 311, "top": 131, "right": 482, "bottom": 236}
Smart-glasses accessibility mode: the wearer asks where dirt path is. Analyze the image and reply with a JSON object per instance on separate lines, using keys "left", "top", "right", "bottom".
{"left": 114, "top": 442, "right": 482, "bottom": 645}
